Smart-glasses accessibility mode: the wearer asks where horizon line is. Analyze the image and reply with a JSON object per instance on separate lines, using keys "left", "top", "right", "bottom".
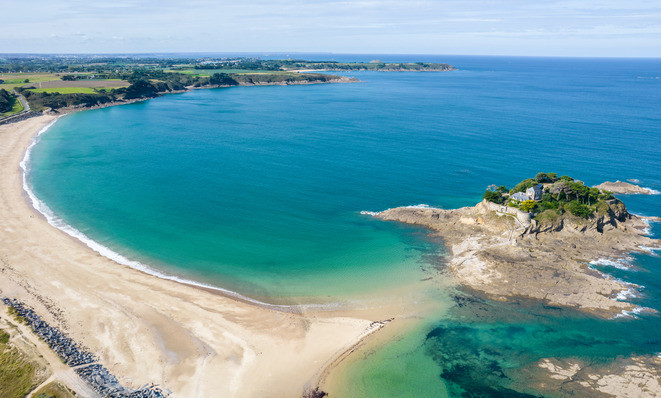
{"left": 1, "top": 52, "right": 660, "bottom": 60}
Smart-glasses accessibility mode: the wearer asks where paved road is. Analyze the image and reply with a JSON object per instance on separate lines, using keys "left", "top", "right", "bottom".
{"left": 14, "top": 90, "right": 30, "bottom": 112}
{"left": 0, "top": 91, "right": 32, "bottom": 123}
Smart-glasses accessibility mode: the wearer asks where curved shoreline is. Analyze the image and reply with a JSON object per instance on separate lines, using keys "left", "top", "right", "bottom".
{"left": 0, "top": 114, "right": 389, "bottom": 397}
{"left": 19, "top": 101, "right": 367, "bottom": 314}
{"left": 19, "top": 114, "right": 320, "bottom": 312}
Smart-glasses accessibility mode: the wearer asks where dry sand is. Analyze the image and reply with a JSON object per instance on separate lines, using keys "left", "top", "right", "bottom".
{"left": 0, "top": 115, "right": 379, "bottom": 397}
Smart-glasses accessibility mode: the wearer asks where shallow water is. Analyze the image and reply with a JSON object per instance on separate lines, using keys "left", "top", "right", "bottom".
{"left": 29, "top": 55, "right": 661, "bottom": 395}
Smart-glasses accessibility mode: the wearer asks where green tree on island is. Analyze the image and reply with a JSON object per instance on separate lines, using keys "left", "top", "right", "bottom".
{"left": 483, "top": 172, "right": 623, "bottom": 221}
{"left": 483, "top": 190, "right": 505, "bottom": 204}
{"left": 520, "top": 200, "right": 537, "bottom": 212}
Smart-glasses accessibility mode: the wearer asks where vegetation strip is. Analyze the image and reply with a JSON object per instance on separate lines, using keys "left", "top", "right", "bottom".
{"left": 2, "top": 298, "right": 169, "bottom": 397}
{"left": 1, "top": 55, "right": 455, "bottom": 112}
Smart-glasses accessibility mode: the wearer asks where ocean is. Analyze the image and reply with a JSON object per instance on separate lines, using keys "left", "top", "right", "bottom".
{"left": 27, "top": 55, "right": 661, "bottom": 396}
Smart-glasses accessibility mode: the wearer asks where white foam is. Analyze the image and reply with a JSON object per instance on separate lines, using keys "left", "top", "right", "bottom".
{"left": 361, "top": 203, "right": 434, "bottom": 217}
{"left": 589, "top": 257, "right": 634, "bottom": 271}
{"left": 404, "top": 204, "right": 431, "bottom": 209}
{"left": 20, "top": 118, "right": 334, "bottom": 312}
{"left": 615, "top": 306, "right": 649, "bottom": 319}
{"left": 638, "top": 245, "right": 661, "bottom": 255}
{"left": 643, "top": 187, "right": 661, "bottom": 195}
{"left": 615, "top": 287, "right": 638, "bottom": 301}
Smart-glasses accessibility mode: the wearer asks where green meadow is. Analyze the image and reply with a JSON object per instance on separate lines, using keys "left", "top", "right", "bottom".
{"left": 170, "top": 68, "right": 273, "bottom": 75}
{"left": 28, "top": 87, "right": 100, "bottom": 94}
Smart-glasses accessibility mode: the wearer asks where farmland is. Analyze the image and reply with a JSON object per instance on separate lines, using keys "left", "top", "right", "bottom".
{"left": 1, "top": 55, "right": 430, "bottom": 111}
{"left": 28, "top": 87, "right": 100, "bottom": 94}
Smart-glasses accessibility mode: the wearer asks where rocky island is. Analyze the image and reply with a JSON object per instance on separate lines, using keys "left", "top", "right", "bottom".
{"left": 376, "top": 173, "right": 660, "bottom": 318}
{"left": 594, "top": 180, "right": 660, "bottom": 195}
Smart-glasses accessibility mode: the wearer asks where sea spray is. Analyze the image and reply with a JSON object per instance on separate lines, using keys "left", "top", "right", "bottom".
{"left": 589, "top": 257, "right": 635, "bottom": 271}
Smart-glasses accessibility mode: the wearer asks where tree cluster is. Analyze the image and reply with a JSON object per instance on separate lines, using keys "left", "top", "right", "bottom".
{"left": 123, "top": 80, "right": 158, "bottom": 99}
{"left": 0, "top": 89, "right": 15, "bottom": 113}
{"left": 483, "top": 173, "right": 617, "bottom": 219}
{"left": 18, "top": 89, "right": 116, "bottom": 109}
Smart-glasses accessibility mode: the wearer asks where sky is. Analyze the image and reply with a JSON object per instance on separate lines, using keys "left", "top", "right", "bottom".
{"left": 3, "top": 0, "right": 661, "bottom": 57}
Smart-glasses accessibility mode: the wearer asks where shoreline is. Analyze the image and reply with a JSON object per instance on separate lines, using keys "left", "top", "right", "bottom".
{"left": 20, "top": 80, "right": 370, "bottom": 312}
{"left": 0, "top": 114, "right": 390, "bottom": 397}
{"left": 38, "top": 75, "right": 359, "bottom": 116}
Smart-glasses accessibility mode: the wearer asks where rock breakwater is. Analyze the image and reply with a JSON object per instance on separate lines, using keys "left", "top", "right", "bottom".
{"left": 2, "top": 297, "right": 169, "bottom": 397}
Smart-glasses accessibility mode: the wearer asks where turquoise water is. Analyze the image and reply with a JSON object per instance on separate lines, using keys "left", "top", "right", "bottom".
{"left": 29, "top": 56, "right": 661, "bottom": 395}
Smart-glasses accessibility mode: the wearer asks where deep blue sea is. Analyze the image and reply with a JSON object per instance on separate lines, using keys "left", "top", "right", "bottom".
{"left": 28, "top": 55, "right": 661, "bottom": 396}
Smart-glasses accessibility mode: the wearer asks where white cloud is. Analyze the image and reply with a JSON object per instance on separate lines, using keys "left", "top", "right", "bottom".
{"left": 2, "top": 0, "right": 660, "bottom": 56}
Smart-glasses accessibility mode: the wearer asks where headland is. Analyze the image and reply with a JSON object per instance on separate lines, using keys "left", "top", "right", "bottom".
{"left": 376, "top": 174, "right": 661, "bottom": 318}
{"left": 373, "top": 173, "right": 661, "bottom": 396}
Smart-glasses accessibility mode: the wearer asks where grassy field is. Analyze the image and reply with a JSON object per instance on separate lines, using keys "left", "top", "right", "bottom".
{"left": 1, "top": 73, "right": 129, "bottom": 91}
{"left": 28, "top": 87, "right": 100, "bottom": 94}
{"left": 33, "top": 381, "right": 76, "bottom": 398}
{"left": 0, "top": 328, "right": 39, "bottom": 398}
{"left": 34, "top": 79, "right": 129, "bottom": 88}
{"left": 0, "top": 73, "right": 59, "bottom": 90}
{"left": 170, "top": 68, "right": 273, "bottom": 75}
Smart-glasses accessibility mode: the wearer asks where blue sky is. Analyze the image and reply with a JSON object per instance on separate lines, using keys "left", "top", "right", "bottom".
{"left": 4, "top": 0, "right": 661, "bottom": 57}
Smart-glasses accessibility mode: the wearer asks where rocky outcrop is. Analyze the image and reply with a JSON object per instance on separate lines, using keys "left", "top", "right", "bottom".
{"left": 2, "top": 298, "right": 169, "bottom": 397}
{"left": 376, "top": 199, "right": 660, "bottom": 317}
{"left": 594, "top": 181, "right": 660, "bottom": 195}
{"left": 526, "top": 199, "right": 631, "bottom": 234}
{"left": 533, "top": 355, "right": 661, "bottom": 397}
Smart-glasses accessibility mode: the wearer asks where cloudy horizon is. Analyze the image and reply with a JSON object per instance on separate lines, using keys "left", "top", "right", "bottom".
{"left": 4, "top": 0, "right": 660, "bottom": 57}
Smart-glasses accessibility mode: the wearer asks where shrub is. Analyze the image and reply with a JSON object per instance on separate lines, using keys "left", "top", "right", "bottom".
{"left": 123, "top": 79, "right": 158, "bottom": 99}
{"left": 535, "top": 209, "right": 564, "bottom": 224}
{"left": 209, "top": 73, "right": 238, "bottom": 86}
{"left": 595, "top": 200, "right": 611, "bottom": 217}
{"left": 535, "top": 172, "right": 558, "bottom": 183}
{"left": 0, "top": 89, "right": 14, "bottom": 113}
{"left": 565, "top": 201, "right": 592, "bottom": 218}
{"left": 510, "top": 179, "right": 537, "bottom": 194}
{"left": 539, "top": 200, "right": 558, "bottom": 210}
{"left": 0, "top": 330, "right": 9, "bottom": 344}
{"left": 483, "top": 190, "right": 504, "bottom": 204}
{"left": 520, "top": 200, "right": 537, "bottom": 212}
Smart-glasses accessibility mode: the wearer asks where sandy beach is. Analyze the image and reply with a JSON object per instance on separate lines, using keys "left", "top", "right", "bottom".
{"left": 0, "top": 115, "right": 379, "bottom": 397}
